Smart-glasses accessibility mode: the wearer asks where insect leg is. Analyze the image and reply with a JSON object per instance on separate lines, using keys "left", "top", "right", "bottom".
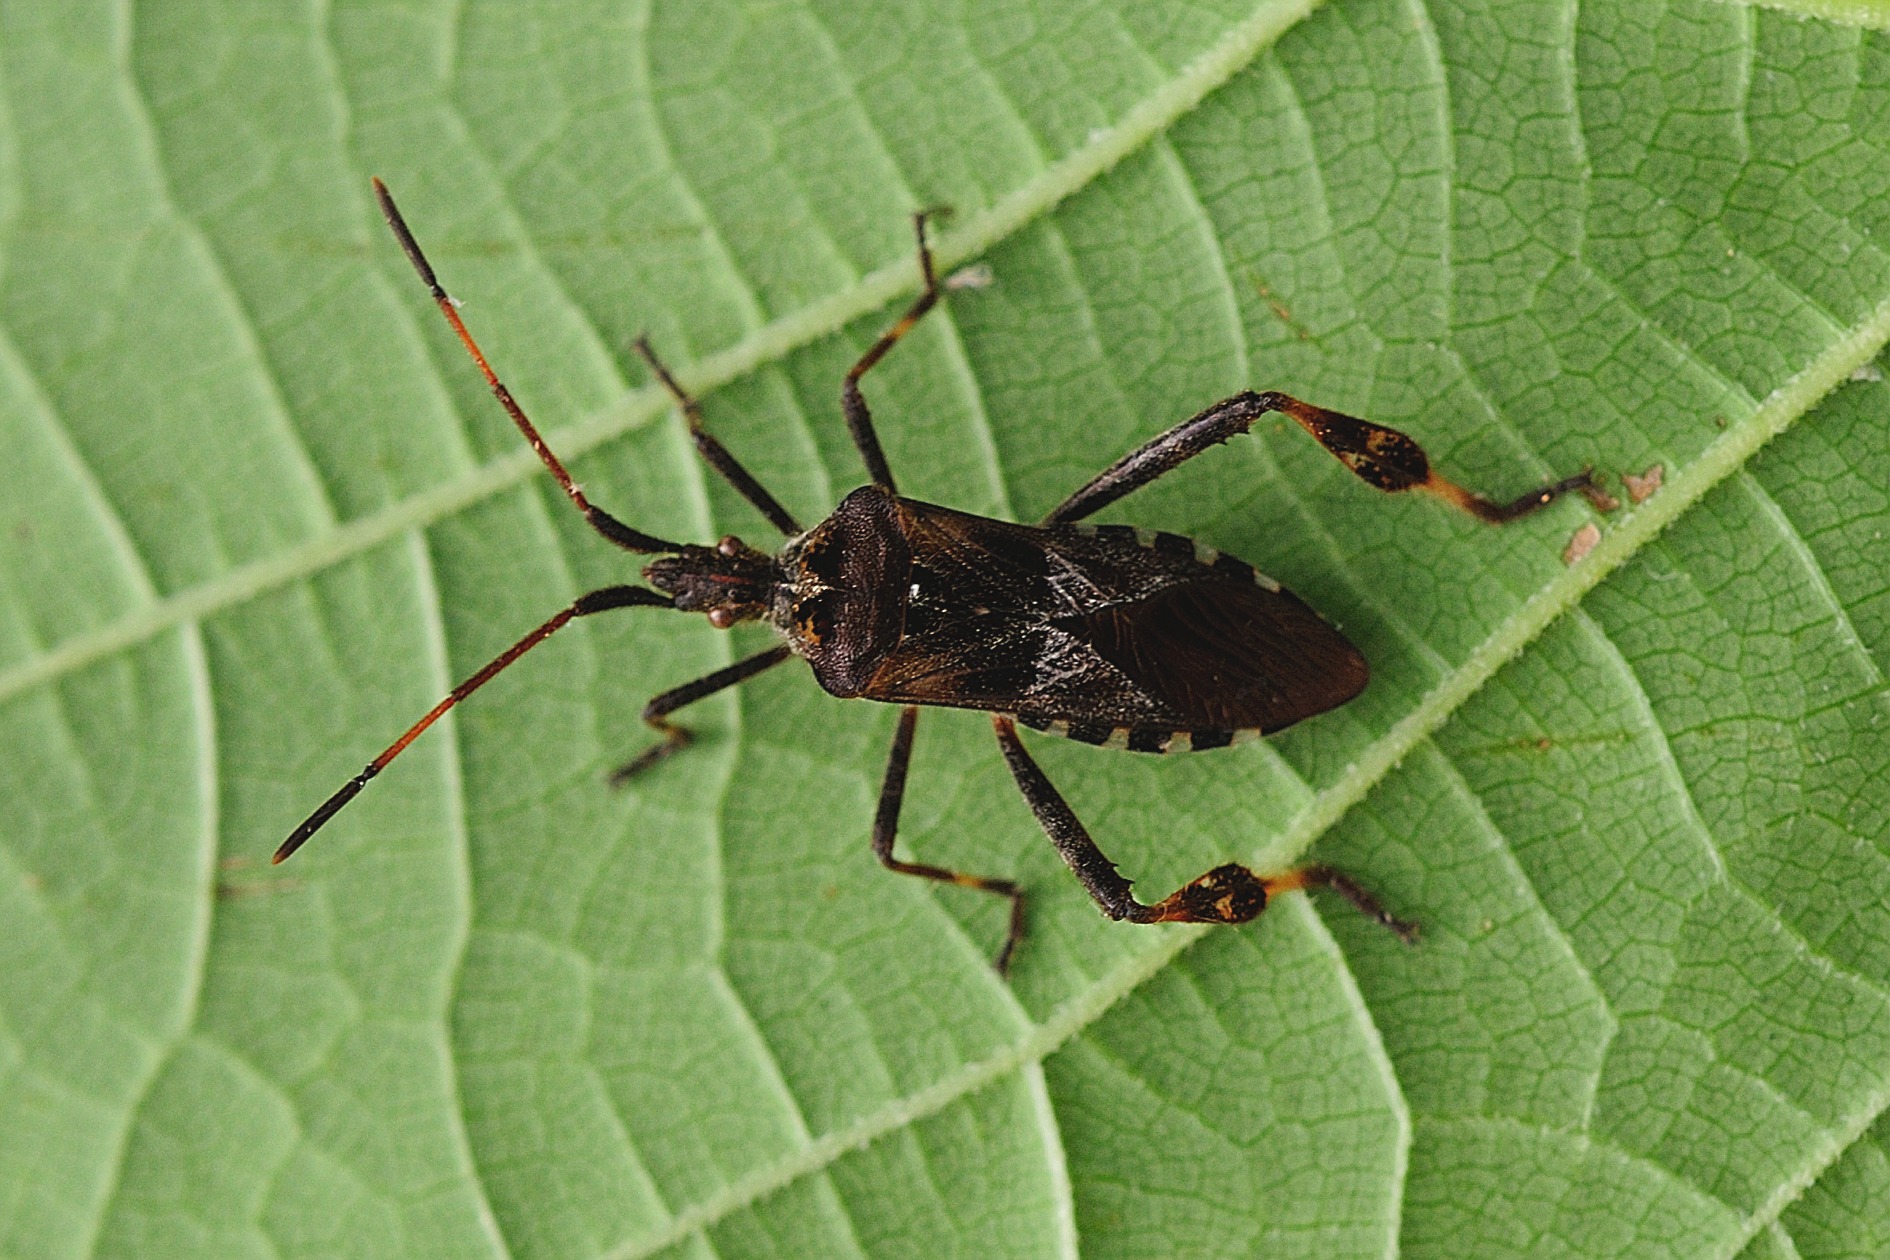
{"left": 841, "top": 212, "right": 946, "bottom": 493}
{"left": 634, "top": 337, "right": 802, "bottom": 536}
{"left": 608, "top": 643, "right": 795, "bottom": 784}
{"left": 872, "top": 707, "right": 1027, "bottom": 974}
{"left": 1264, "top": 865, "right": 1420, "bottom": 941}
{"left": 276, "top": 584, "right": 673, "bottom": 864}
{"left": 992, "top": 716, "right": 1417, "bottom": 939}
{"left": 1043, "top": 390, "right": 1595, "bottom": 526}
{"left": 374, "top": 179, "right": 683, "bottom": 555}
{"left": 991, "top": 715, "right": 1141, "bottom": 919}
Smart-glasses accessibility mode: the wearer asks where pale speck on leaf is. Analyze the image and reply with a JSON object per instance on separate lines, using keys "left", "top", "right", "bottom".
{"left": 1562, "top": 522, "right": 1602, "bottom": 565}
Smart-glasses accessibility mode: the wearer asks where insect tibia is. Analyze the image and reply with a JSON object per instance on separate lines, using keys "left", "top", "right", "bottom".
{"left": 1263, "top": 392, "right": 1598, "bottom": 524}
{"left": 1257, "top": 392, "right": 1433, "bottom": 494}
{"left": 1129, "top": 863, "right": 1269, "bottom": 924}
{"left": 1127, "top": 861, "right": 1420, "bottom": 942}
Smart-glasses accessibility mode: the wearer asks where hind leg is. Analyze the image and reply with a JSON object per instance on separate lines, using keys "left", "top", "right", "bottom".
{"left": 992, "top": 716, "right": 1416, "bottom": 940}
{"left": 1046, "top": 390, "right": 1596, "bottom": 526}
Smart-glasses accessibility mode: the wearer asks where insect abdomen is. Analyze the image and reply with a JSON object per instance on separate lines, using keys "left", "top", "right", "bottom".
{"left": 1011, "top": 715, "right": 1266, "bottom": 754}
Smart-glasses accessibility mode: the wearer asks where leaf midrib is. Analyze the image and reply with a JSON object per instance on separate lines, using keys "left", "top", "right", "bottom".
{"left": 578, "top": 284, "right": 1890, "bottom": 1258}
{"left": 18, "top": 0, "right": 1889, "bottom": 1251}
{"left": 0, "top": 0, "right": 1325, "bottom": 713}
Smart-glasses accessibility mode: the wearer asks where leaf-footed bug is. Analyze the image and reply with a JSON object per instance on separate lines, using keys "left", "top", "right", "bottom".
{"left": 276, "top": 179, "right": 1596, "bottom": 974}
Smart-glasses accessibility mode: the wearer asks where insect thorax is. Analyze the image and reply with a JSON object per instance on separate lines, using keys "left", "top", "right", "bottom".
{"left": 772, "top": 485, "right": 911, "bottom": 697}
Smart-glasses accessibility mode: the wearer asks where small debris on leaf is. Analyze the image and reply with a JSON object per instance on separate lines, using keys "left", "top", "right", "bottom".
{"left": 946, "top": 262, "right": 994, "bottom": 291}
{"left": 1563, "top": 522, "right": 1601, "bottom": 566}
{"left": 1579, "top": 478, "right": 1621, "bottom": 513}
{"left": 1622, "top": 463, "right": 1663, "bottom": 504}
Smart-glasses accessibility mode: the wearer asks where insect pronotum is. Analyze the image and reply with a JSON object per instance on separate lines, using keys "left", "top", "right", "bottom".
{"left": 277, "top": 179, "right": 1596, "bottom": 974}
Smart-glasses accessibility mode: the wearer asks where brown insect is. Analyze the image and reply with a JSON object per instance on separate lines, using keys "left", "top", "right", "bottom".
{"left": 276, "top": 179, "right": 1594, "bottom": 973}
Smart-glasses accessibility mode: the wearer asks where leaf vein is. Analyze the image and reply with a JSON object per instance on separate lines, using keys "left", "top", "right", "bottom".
{"left": 407, "top": 528, "right": 517, "bottom": 1260}
{"left": 0, "top": 0, "right": 1329, "bottom": 712}
{"left": 594, "top": 289, "right": 1890, "bottom": 1258}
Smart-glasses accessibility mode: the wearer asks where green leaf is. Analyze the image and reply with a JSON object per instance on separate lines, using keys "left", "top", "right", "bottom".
{"left": 4, "top": 1, "right": 1890, "bottom": 1257}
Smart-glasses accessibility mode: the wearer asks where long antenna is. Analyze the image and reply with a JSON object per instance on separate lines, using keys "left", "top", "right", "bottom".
{"left": 372, "top": 177, "right": 681, "bottom": 554}
{"left": 275, "top": 585, "right": 670, "bottom": 863}
{"left": 279, "top": 178, "right": 694, "bottom": 864}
